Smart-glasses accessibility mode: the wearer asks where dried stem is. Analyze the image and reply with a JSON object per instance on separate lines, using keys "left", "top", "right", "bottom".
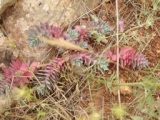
{"left": 116, "top": 0, "right": 122, "bottom": 120}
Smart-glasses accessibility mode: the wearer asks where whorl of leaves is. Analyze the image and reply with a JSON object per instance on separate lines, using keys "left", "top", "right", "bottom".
{"left": 2, "top": 60, "right": 37, "bottom": 86}
{"left": 28, "top": 35, "right": 40, "bottom": 47}
{"left": 70, "top": 52, "right": 96, "bottom": 67}
{"left": 29, "top": 23, "right": 51, "bottom": 37}
{"left": 120, "top": 47, "right": 148, "bottom": 69}
{"left": 88, "top": 15, "right": 110, "bottom": 34}
{"left": 35, "top": 58, "right": 65, "bottom": 95}
{"left": 96, "top": 21, "right": 110, "bottom": 34}
{"left": 105, "top": 47, "right": 149, "bottom": 69}
{"left": 78, "top": 41, "right": 88, "bottom": 49}
{"left": 63, "top": 26, "right": 89, "bottom": 49}
{"left": 70, "top": 52, "right": 109, "bottom": 71}
{"left": 64, "top": 28, "right": 79, "bottom": 41}
{"left": 84, "top": 16, "right": 110, "bottom": 44}
{"left": 89, "top": 30, "right": 106, "bottom": 44}
{"left": 97, "top": 59, "right": 109, "bottom": 71}
{"left": 46, "top": 24, "right": 63, "bottom": 38}
{"left": 74, "top": 25, "right": 88, "bottom": 40}
{"left": 27, "top": 23, "right": 63, "bottom": 47}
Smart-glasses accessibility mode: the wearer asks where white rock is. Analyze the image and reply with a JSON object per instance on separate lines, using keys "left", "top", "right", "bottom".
{"left": 43, "top": 4, "right": 49, "bottom": 12}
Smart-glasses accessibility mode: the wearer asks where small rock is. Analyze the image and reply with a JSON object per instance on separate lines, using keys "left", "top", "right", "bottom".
{"left": 120, "top": 86, "right": 132, "bottom": 95}
{"left": 156, "top": 50, "right": 160, "bottom": 53}
{"left": 43, "top": 4, "right": 49, "bottom": 11}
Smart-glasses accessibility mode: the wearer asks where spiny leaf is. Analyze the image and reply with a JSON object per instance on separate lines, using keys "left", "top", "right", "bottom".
{"left": 89, "top": 30, "right": 107, "bottom": 44}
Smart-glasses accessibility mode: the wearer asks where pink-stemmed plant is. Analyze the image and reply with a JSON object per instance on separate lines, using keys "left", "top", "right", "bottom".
{"left": 2, "top": 60, "right": 38, "bottom": 86}
{"left": 104, "top": 47, "right": 148, "bottom": 69}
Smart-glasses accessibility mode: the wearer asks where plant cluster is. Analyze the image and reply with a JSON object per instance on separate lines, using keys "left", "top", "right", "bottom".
{"left": 1, "top": 14, "right": 150, "bottom": 119}
{"left": 2, "top": 19, "right": 149, "bottom": 93}
{"left": 27, "top": 16, "right": 110, "bottom": 48}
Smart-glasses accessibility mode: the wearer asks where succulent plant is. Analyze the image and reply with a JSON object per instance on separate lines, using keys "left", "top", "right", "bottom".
{"left": 80, "top": 53, "right": 97, "bottom": 66}
{"left": 35, "top": 86, "right": 45, "bottom": 96}
{"left": 89, "top": 30, "right": 106, "bottom": 44}
{"left": 47, "top": 24, "right": 63, "bottom": 38}
{"left": 75, "top": 25, "right": 88, "bottom": 40}
{"left": 36, "top": 64, "right": 58, "bottom": 91}
{"left": 33, "top": 23, "right": 63, "bottom": 38}
{"left": 35, "top": 58, "right": 65, "bottom": 95}
{"left": 97, "top": 59, "right": 109, "bottom": 71}
{"left": 34, "top": 24, "right": 49, "bottom": 36}
{"left": 78, "top": 41, "right": 88, "bottom": 49}
{"left": 2, "top": 60, "right": 38, "bottom": 86}
{"left": 105, "top": 49, "right": 117, "bottom": 62}
{"left": 27, "top": 23, "right": 63, "bottom": 47}
{"left": 97, "top": 21, "right": 110, "bottom": 34}
{"left": 70, "top": 52, "right": 109, "bottom": 71}
{"left": 70, "top": 55, "right": 83, "bottom": 67}
{"left": 104, "top": 47, "right": 149, "bottom": 69}
{"left": 119, "top": 47, "right": 149, "bottom": 69}
{"left": 53, "top": 58, "right": 65, "bottom": 69}
{"left": 27, "top": 35, "right": 40, "bottom": 47}
{"left": 64, "top": 28, "right": 79, "bottom": 41}
{"left": 88, "top": 15, "right": 110, "bottom": 34}
{"left": 131, "top": 52, "right": 149, "bottom": 69}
